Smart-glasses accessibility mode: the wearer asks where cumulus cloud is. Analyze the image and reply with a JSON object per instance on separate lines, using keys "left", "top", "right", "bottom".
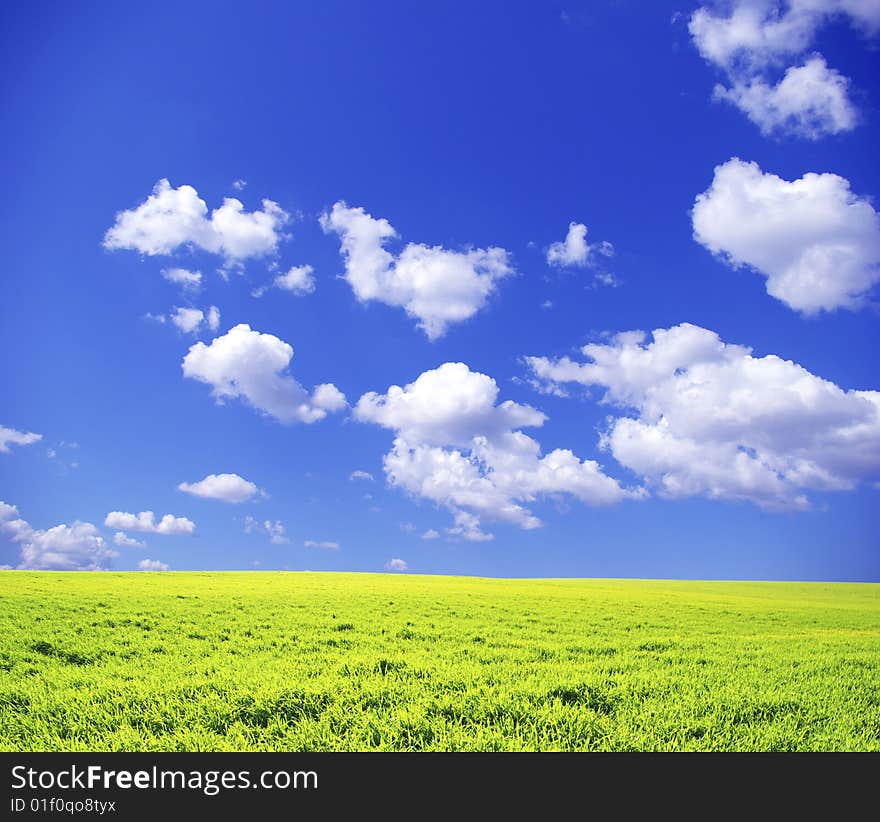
{"left": 304, "top": 539, "right": 340, "bottom": 550}
{"left": 692, "top": 158, "right": 880, "bottom": 313}
{"left": 689, "top": 1, "right": 879, "bottom": 138}
{"left": 161, "top": 267, "right": 202, "bottom": 292}
{"left": 713, "top": 56, "right": 857, "bottom": 137}
{"left": 178, "top": 472, "right": 260, "bottom": 503}
{"left": 104, "top": 510, "right": 195, "bottom": 535}
{"left": 244, "top": 516, "right": 289, "bottom": 544}
{"left": 160, "top": 306, "right": 221, "bottom": 335}
{"left": 421, "top": 529, "right": 440, "bottom": 540}
{"left": 253, "top": 264, "right": 317, "bottom": 299}
{"left": 138, "top": 559, "right": 170, "bottom": 571}
{"left": 171, "top": 307, "right": 206, "bottom": 334}
{"left": 320, "top": 201, "right": 514, "bottom": 339}
{"left": 349, "top": 470, "right": 374, "bottom": 482}
{"left": 182, "top": 324, "right": 346, "bottom": 424}
{"left": 114, "top": 532, "right": 146, "bottom": 548}
{"left": 689, "top": 0, "right": 879, "bottom": 69}
{"left": 384, "top": 558, "right": 409, "bottom": 572}
{"left": 546, "top": 222, "right": 614, "bottom": 268}
{"left": 0, "top": 425, "right": 42, "bottom": 454}
{"left": 274, "top": 264, "right": 316, "bottom": 295}
{"left": 526, "top": 322, "right": 880, "bottom": 509}
{"left": 0, "top": 501, "right": 31, "bottom": 543}
{"left": 1, "top": 501, "right": 117, "bottom": 570}
{"left": 104, "top": 179, "right": 288, "bottom": 263}
{"left": 355, "top": 362, "right": 638, "bottom": 540}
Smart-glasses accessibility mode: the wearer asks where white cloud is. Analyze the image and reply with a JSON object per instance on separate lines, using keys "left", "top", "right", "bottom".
{"left": 178, "top": 472, "right": 260, "bottom": 503}
{"left": 446, "top": 510, "right": 494, "bottom": 542}
{"left": 265, "top": 521, "right": 288, "bottom": 544}
{"left": 690, "top": 1, "right": 880, "bottom": 69}
{"left": 713, "top": 56, "right": 857, "bottom": 138}
{"left": 304, "top": 539, "right": 340, "bottom": 550}
{"left": 104, "top": 510, "right": 196, "bottom": 535}
{"left": 0, "top": 425, "right": 42, "bottom": 454}
{"left": 1, "top": 501, "right": 117, "bottom": 570}
{"left": 114, "top": 532, "right": 146, "bottom": 548}
{"left": 593, "top": 271, "right": 620, "bottom": 288}
{"left": 232, "top": 179, "right": 247, "bottom": 191}
{"left": 244, "top": 516, "right": 289, "bottom": 544}
{"left": 104, "top": 179, "right": 288, "bottom": 263}
{"left": 274, "top": 264, "right": 316, "bottom": 295}
{"left": 171, "top": 307, "right": 206, "bottom": 334}
{"left": 206, "top": 305, "right": 221, "bottom": 331}
{"left": 355, "top": 362, "right": 547, "bottom": 447}
{"left": 384, "top": 558, "right": 409, "bottom": 572}
{"left": 526, "top": 322, "right": 880, "bottom": 509}
{"left": 349, "top": 470, "right": 374, "bottom": 482}
{"left": 312, "top": 383, "right": 347, "bottom": 412}
{"left": 421, "top": 529, "right": 440, "bottom": 540}
{"left": 399, "top": 522, "right": 416, "bottom": 533}
{"left": 253, "top": 265, "right": 317, "bottom": 299}
{"left": 546, "top": 222, "right": 613, "bottom": 268}
{"left": 138, "top": 559, "right": 169, "bottom": 571}
{"left": 168, "top": 305, "right": 221, "bottom": 335}
{"left": 692, "top": 158, "right": 880, "bottom": 313}
{"left": 689, "top": 1, "right": 879, "bottom": 137}
{"left": 182, "top": 324, "right": 346, "bottom": 424}
{"left": 320, "top": 201, "right": 514, "bottom": 339}
{"left": 161, "top": 267, "right": 202, "bottom": 292}
{"left": 355, "top": 362, "right": 638, "bottom": 540}
{"left": 0, "top": 501, "right": 31, "bottom": 543}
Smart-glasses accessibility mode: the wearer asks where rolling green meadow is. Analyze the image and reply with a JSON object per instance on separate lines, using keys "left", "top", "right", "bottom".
{"left": 0, "top": 571, "right": 878, "bottom": 752}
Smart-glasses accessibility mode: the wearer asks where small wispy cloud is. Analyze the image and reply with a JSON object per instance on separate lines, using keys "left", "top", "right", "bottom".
{"left": 244, "top": 516, "right": 289, "bottom": 544}
{"left": 304, "top": 539, "right": 340, "bottom": 551}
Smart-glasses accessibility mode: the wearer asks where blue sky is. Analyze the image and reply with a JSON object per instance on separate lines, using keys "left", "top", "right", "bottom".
{"left": 1, "top": 1, "right": 878, "bottom": 580}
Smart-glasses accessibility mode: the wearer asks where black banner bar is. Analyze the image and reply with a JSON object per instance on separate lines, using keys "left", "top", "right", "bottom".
{"left": 2, "top": 752, "right": 877, "bottom": 818}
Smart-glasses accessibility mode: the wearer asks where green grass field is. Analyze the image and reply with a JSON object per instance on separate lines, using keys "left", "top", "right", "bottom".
{"left": 0, "top": 571, "right": 877, "bottom": 751}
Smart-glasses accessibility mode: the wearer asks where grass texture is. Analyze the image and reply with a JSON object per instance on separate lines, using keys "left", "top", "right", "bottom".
{"left": 0, "top": 571, "right": 877, "bottom": 751}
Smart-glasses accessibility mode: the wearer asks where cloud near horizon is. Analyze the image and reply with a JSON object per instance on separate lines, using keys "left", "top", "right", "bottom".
{"left": 1, "top": 501, "right": 118, "bottom": 570}
{"left": 526, "top": 322, "right": 880, "bottom": 509}
{"left": 355, "top": 361, "right": 640, "bottom": 541}
{"left": 104, "top": 510, "right": 196, "bottom": 535}
{"left": 138, "top": 558, "right": 170, "bottom": 571}
{"left": 244, "top": 516, "right": 289, "bottom": 544}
